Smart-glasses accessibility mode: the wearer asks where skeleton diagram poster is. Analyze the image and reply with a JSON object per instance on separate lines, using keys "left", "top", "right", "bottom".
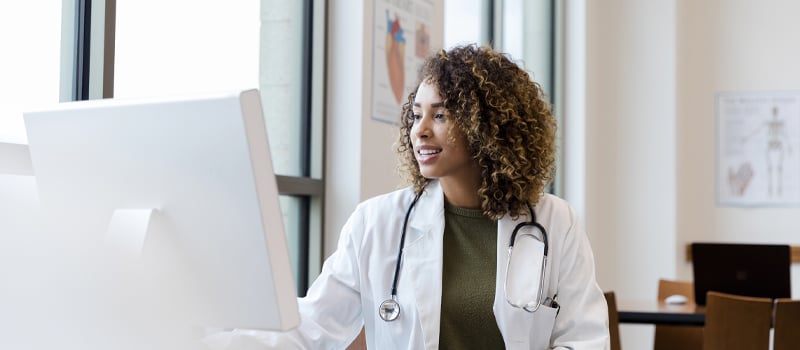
{"left": 371, "top": 0, "right": 435, "bottom": 124}
{"left": 717, "top": 91, "right": 800, "bottom": 206}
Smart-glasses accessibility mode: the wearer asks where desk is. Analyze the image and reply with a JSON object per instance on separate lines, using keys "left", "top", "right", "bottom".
{"left": 618, "top": 299, "right": 705, "bottom": 326}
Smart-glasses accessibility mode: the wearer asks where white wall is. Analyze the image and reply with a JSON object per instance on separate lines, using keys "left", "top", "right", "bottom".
{"left": 582, "top": 0, "right": 800, "bottom": 348}
{"left": 324, "top": 0, "right": 444, "bottom": 257}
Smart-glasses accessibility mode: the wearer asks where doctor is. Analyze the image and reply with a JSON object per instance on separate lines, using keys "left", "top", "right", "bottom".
{"left": 205, "top": 44, "right": 609, "bottom": 349}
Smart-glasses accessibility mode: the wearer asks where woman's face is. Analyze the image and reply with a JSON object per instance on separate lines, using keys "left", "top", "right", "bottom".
{"left": 410, "top": 81, "right": 477, "bottom": 182}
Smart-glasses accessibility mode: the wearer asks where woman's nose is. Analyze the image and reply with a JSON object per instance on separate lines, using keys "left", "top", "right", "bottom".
{"left": 413, "top": 116, "right": 432, "bottom": 138}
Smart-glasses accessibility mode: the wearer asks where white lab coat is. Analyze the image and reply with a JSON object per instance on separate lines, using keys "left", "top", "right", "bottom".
{"left": 205, "top": 180, "right": 610, "bottom": 350}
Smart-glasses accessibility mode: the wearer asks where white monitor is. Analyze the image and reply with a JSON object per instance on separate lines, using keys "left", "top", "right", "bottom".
{"left": 21, "top": 89, "right": 299, "bottom": 349}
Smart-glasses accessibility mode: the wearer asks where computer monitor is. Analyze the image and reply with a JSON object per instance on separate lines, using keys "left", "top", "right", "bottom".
{"left": 692, "top": 242, "right": 791, "bottom": 305}
{"left": 21, "top": 89, "right": 299, "bottom": 349}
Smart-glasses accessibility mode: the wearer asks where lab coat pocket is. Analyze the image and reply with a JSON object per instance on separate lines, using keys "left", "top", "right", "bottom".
{"left": 499, "top": 303, "right": 558, "bottom": 350}
{"left": 529, "top": 304, "right": 558, "bottom": 349}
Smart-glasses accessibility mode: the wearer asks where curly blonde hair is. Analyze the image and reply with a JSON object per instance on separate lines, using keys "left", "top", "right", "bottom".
{"left": 397, "top": 44, "right": 556, "bottom": 220}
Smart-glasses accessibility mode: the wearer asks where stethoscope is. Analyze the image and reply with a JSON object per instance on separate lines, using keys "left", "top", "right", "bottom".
{"left": 378, "top": 192, "right": 549, "bottom": 322}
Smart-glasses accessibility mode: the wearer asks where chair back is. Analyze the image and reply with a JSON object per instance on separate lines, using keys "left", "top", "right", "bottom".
{"left": 654, "top": 279, "right": 702, "bottom": 350}
{"left": 773, "top": 298, "right": 800, "bottom": 350}
{"left": 657, "top": 278, "right": 694, "bottom": 301}
{"left": 604, "top": 291, "right": 621, "bottom": 350}
{"left": 702, "top": 291, "right": 772, "bottom": 350}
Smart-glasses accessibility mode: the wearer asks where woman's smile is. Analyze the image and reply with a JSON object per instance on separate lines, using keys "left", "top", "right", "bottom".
{"left": 415, "top": 145, "right": 443, "bottom": 164}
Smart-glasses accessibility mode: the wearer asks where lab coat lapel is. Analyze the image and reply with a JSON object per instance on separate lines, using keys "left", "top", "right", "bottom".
{"left": 401, "top": 181, "right": 445, "bottom": 349}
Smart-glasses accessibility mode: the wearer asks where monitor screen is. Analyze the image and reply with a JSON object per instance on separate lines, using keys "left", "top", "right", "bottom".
{"left": 21, "top": 89, "right": 299, "bottom": 349}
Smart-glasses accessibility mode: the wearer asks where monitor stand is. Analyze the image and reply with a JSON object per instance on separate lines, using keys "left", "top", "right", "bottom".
{"left": 106, "top": 208, "right": 155, "bottom": 257}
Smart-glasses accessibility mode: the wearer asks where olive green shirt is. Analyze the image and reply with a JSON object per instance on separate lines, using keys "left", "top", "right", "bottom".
{"left": 439, "top": 203, "right": 505, "bottom": 349}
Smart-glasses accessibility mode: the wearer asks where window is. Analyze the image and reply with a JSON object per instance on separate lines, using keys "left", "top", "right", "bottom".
{"left": 444, "top": 0, "right": 490, "bottom": 48}
{"left": 0, "top": 1, "right": 62, "bottom": 143}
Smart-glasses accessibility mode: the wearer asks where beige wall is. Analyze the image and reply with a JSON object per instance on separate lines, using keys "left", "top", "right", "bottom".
{"left": 585, "top": 0, "right": 678, "bottom": 294}
{"left": 584, "top": 2, "right": 678, "bottom": 346}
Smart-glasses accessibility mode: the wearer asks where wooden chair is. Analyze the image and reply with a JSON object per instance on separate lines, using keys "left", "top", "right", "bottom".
{"left": 702, "top": 291, "right": 772, "bottom": 350}
{"left": 604, "top": 291, "right": 621, "bottom": 350}
{"left": 654, "top": 279, "right": 702, "bottom": 350}
{"left": 773, "top": 298, "right": 800, "bottom": 350}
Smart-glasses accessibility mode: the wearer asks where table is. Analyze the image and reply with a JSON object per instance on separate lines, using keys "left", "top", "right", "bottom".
{"left": 617, "top": 299, "right": 705, "bottom": 326}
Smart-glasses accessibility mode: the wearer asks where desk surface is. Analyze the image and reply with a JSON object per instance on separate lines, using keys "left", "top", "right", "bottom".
{"left": 618, "top": 299, "right": 705, "bottom": 326}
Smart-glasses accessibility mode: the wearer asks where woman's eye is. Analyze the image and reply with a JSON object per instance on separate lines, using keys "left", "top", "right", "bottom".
{"left": 411, "top": 114, "right": 422, "bottom": 121}
{"left": 434, "top": 113, "right": 446, "bottom": 120}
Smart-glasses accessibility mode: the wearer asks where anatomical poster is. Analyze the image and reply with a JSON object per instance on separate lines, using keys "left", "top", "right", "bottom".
{"left": 372, "top": 0, "right": 434, "bottom": 124}
{"left": 717, "top": 91, "right": 800, "bottom": 206}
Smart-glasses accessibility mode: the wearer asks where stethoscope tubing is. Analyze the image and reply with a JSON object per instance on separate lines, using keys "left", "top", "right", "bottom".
{"left": 389, "top": 191, "right": 423, "bottom": 299}
{"left": 503, "top": 203, "right": 549, "bottom": 312}
{"left": 503, "top": 252, "right": 548, "bottom": 312}
{"left": 379, "top": 190, "right": 423, "bottom": 322}
{"left": 508, "top": 204, "right": 548, "bottom": 256}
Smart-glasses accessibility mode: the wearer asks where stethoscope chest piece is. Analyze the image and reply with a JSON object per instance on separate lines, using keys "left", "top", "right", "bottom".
{"left": 379, "top": 298, "right": 400, "bottom": 321}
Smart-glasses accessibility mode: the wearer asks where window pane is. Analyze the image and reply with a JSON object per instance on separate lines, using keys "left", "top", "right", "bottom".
{"left": 114, "top": 0, "right": 259, "bottom": 98}
{"left": 0, "top": 1, "right": 62, "bottom": 143}
{"left": 280, "top": 195, "right": 303, "bottom": 289}
{"left": 444, "top": 0, "right": 485, "bottom": 49}
{"left": 260, "top": 0, "right": 305, "bottom": 177}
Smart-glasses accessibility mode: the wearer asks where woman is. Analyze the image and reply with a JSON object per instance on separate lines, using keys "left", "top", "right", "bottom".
{"left": 206, "top": 44, "right": 609, "bottom": 349}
